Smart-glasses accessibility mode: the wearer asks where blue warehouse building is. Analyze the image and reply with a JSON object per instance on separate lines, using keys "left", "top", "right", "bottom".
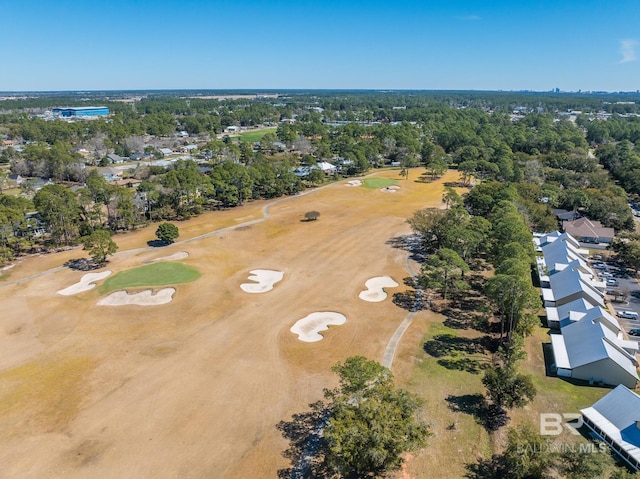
{"left": 52, "top": 106, "right": 110, "bottom": 117}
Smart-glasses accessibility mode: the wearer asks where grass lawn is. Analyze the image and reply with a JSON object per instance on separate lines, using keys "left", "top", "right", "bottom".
{"left": 405, "top": 313, "right": 612, "bottom": 478}
{"left": 98, "top": 262, "right": 200, "bottom": 294}
{"left": 238, "top": 127, "right": 277, "bottom": 143}
{"left": 406, "top": 321, "right": 493, "bottom": 478}
{"left": 2, "top": 188, "right": 22, "bottom": 197}
{"left": 513, "top": 325, "right": 610, "bottom": 422}
{"left": 362, "top": 177, "right": 398, "bottom": 189}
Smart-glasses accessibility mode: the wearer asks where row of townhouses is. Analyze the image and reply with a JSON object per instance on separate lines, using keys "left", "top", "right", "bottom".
{"left": 535, "top": 231, "right": 640, "bottom": 471}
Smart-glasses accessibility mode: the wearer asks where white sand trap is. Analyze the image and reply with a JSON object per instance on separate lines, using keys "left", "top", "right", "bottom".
{"left": 149, "top": 251, "right": 189, "bottom": 262}
{"left": 358, "top": 276, "right": 399, "bottom": 302}
{"left": 97, "top": 288, "right": 176, "bottom": 306}
{"left": 290, "top": 312, "right": 347, "bottom": 342}
{"left": 240, "top": 269, "right": 284, "bottom": 293}
{"left": 57, "top": 271, "right": 112, "bottom": 296}
{"left": 345, "top": 180, "right": 362, "bottom": 187}
{"left": 381, "top": 185, "right": 400, "bottom": 193}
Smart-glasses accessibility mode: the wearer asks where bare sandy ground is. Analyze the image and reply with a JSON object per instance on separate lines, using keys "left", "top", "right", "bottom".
{"left": 381, "top": 185, "right": 401, "bottom": 193}
{"left": 57, "top": 271, "right": 112, "bottom": 296}
{"left": 0, "top": 169, "right": 459, "bottom": 479}
{"left": 358, "top": 276, "right": 399, "bottom": 302}
{"left": 290, "top": 312, "right": 347, "bottom": 342}
{"left": 148, "top": 252, "right": 189, "bottom": 263}
{"left": 97, "top": 288, "right": 176, "bottom": 306}
{"left": 345, "top": 179, "right": 362, "bottom": 187}
{"left": 239, "top": 269, "right": 284, "bottom": 293}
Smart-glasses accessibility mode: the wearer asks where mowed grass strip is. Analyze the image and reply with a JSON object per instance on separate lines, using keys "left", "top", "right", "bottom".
{"left": 98, "top": 262, "right": 200, "bottom": 294}
{"left": 238, "top": 127, "right": 277, "bottom": 143}
{"left": 362, "top": 177, "right": 398, "bottom": 189}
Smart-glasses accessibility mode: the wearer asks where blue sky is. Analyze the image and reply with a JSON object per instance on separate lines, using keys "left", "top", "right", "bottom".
{"left": 1, "top": 0, "right": 639, "bottom": 92}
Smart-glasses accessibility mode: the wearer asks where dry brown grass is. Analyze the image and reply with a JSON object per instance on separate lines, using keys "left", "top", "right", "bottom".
{"left": 0, "top": 169, "right": 465, "bottom": 478}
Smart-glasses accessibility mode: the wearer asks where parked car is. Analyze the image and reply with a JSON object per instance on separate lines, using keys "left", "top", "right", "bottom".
{"left": 617, "top": 311, "right": 639, "bottom": 320}
{"left": 607, "top": 279, "right": 619, "bottom": 287}
{"left": 593, "top": 263, "right": 606, "bottom": 270}
{"left": 629, "top": 329, "right": 640, "bottom": 336}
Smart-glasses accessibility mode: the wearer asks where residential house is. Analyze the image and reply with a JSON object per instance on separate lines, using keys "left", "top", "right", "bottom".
{"left": 545, "top": 298, "right": 593, "bottom": 329}
{"left": 563, "top": 217, "right": 615, "bottom": 244}
{"left": 541, "top": 261, "right": 605, "bottom": 308}
{"left": 98, "top": 168, "right": 122, "bottom": 182}
{"left": 317, "top": 161, "right": 337, "bottom": 175}
{"left": 538, "top": 230, "right": 639, "bottom": 389}
{"left": 106, "top": 153, "right": 126, "bottom": 164}
{"left": 293, "top": 166, "right": 311, "bottom": 178}
{"left": 7, "top": 174, "right": 24, "bottom": 186}
{"left": 109, "top": 178, "right": 142, "bottom": 188}
{"left": 159, "top": 148, "right": 174, "bottom": 157}
{"left": 180, "top": 144, "right": 199, "bottom": 153}
{"left": 537, "top": 233, "right": 590, "bottom": 287}
{"left": 550, "top": 314, "right": 638, "bottom": 388}
{"left": 30, "top": 178, "right": 54, "bottom": 191}
{"left": 581, "top": 385, "right": 640, "bottom": 471}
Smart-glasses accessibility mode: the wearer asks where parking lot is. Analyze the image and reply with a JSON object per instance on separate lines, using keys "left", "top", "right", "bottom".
{"left": 590, "top": 257, "right": 640, "bottom": 340}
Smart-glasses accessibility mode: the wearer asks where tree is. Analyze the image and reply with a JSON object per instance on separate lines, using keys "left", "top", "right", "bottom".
{"left": 482, "top": 366, "right": 536, "bottom": 412}
{"left": 610, "top": 234, "right": 640, "bottom": 273}
{"left": 81, "top": 229, "right": 118, "bottom": 265}
{"left": 499, "top": 424, "right": 554, "bottom": 479}
{"left": 468, "top": 423, "right": 624, "bottom": 479}
{"left": 155, "top": 222, "right": 179, "bottom": 244}
{"left": 419, "top": 248, "right": 469, "bottom": 302}
{"left": 0, "top": 169, "right": 8, "bottom": 194}
{"left": 307, "top": 168, "right": 325, "bottom": 185}
{"left": 442, "top": 186, "right": 463, "bottom": 209}
{"left": 556, "top": 444, "right": 616, "bottom": 479}
{"left": 33, "top": 184, "right": 82, "bottom": 245}
{"left": 323, "top": 356, "right": 430, "bottom": 478}
{"left": 458, "top": 160, "right": 477, "bottom": 186}
{"left": 304, "top": 211, "right": 320, "bottom": 221}
{"left": 486, "top": 273, "right": 539, "bottom": 341}
{"left": 425, "top": 155, "right": 448, "bottom": 180}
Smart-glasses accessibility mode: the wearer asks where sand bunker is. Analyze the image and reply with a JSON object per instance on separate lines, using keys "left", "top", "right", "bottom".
{"left": 358, "top": 276, "right": 399, "bottom": 302}
{"left": 149, "top": 251, "right": 189, "bottom": 262}
{"left": 345, "top": 180, "right": 362, "bottom": 187}
{"left": 290, "top": 312, "right": 347, "bottom": 342}
{"left": 57, "top": 271, "right": 112, "bottom": 296}
{"left": 97, "top": 288, "right": 175, "bottom": 306}
{"left": 240, "top": 270, "right": 284, "bottom": 293}
{"left": 381, "top": 185, "right": 401, "bottom": 193}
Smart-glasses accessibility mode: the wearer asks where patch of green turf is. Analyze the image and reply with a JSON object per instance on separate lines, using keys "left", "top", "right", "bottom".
{"left": 522, "top": 326, "right": 610, "bottom": 413}
{"left": 238, "top": 127, "right": 277, "bottom": 143}
{"left": 98, "top": 262, "right": 200, "bottom": 294}
{"left": 362, "top": 178, "right": 398, "bottom": 189}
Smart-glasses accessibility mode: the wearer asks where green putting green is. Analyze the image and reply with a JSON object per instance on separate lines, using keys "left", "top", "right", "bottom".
{"left": 362, "top": 178, "right": 398, "bottom": 189}
{"left": 98, "top": 262, "right": 200, "bottom": 294}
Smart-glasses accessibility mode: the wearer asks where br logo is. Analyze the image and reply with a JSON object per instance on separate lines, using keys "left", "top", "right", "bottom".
{"left": 540, "top": 413, "right": 583, "bottom": 435}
